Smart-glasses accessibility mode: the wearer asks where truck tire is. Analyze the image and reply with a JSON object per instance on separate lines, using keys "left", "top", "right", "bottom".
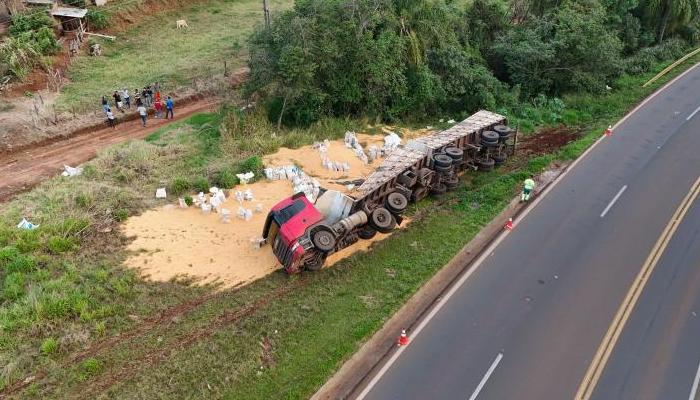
{"left": 444, "top": 176, "right": 459, "bottom": 189}
{"left": 492, "top": 153, "right": 507, "bottom": 163}
{"left": 410, "top": 186, "right": 428, "bottom": 202}
{"left": 480, "top": 139, "right": 498, "bottom": 147}
{"left": 433, "top": 154, "right": 453, "bottom": 168}
{"left": 477, "top": 158, "right": 495, "bottom": 171}
{"left": 312, "top": 230, "right": 336, "bottom": 252}
{"left": 434, "top": 164, "right": 452, "bottom": 174}
{"left": 430, "top": 183, "right": 447, "bottom": 196}
{"left": 417, "top": 168, "right": 433, "bottom": 186}
{"left": 358, "top": 225, "right": 377, "bottom": 240}
{"left": 370, "top": 207, "right": 396, "bottom": 234}
{"left": 445, "top": 147, "right": 464, "bottom": 160}
{"left": 386, "top": 192, "right": 408, "bottom": 214}
{"left": 493, "top": 125, "right": 511, "bottom": 137}
{"left": 481, "top": 131, "right": 499, "bottom": 143}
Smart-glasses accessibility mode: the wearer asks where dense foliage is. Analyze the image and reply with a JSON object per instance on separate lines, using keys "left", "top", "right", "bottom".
{"left": 1, "top": 9, "right": 60, "bottom": 80}
{"left": 247, "top": 0, "right": 700, "bottom": 126}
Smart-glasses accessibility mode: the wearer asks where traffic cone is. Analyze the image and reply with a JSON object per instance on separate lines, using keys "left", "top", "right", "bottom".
{"left": 397, "top": 329, "right": 409, "bottom": 346}
{"left": 505, "top": 218, "right": 514, "bottom": 231}
{"left": 605, "top": 125, "right": 613, "bottom": 136}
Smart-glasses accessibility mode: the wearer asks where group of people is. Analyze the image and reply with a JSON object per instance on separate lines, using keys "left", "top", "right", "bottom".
{"left": 100, "top": 82, "right": 175, "bottom": 128}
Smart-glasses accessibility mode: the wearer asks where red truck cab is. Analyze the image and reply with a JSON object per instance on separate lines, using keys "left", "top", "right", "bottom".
{"left": 262, "top": 193, "right": 325, "bottom": 274}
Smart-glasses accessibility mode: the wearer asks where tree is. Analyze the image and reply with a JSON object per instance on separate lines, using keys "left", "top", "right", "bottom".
{"left": 644, "top": 0, "right": 700, "bottom": 43}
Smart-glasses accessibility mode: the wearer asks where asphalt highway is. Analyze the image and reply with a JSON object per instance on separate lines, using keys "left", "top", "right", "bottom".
{"left": 354, "top": 62, "right": 700, "bottom": 400}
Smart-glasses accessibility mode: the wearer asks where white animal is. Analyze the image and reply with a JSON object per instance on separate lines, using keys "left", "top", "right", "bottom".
{"left": 176, "top": 19, "right": 188, "bottom": 29}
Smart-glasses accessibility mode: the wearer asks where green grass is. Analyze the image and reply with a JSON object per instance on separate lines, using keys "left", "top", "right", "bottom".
{"left": 1, "top": 52, "right": 700, "bottom": 399}
{"left": 58, "top": 0, "right": 292, "bottom": 112}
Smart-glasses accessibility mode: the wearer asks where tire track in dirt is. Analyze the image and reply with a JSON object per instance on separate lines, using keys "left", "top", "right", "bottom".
{"left": 77, "top": 281, "right": 302, "bottom": 399}
{"left": 0, "top": 98, "right": 218, "bottom": 202}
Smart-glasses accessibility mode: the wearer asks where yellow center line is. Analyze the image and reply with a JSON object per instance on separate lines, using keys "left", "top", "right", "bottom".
{"left": 573, "top": 174, "right": 700, "bottom": 400}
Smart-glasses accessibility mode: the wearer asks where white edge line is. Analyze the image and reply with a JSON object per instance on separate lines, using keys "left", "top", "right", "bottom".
{"left": 688, "top": 105, "right": 700, "bottom": 121}
{"left": 600, "top": 185, "right": 628, "bottom": 218}
{"left": 353, "top": 59, "right": 700, "bottom": 400}
{"left": 688, "top": 357, "right": 700, "bottom": 400}
{"left": 468, "top": 353, "right": 504, "bottom": 400}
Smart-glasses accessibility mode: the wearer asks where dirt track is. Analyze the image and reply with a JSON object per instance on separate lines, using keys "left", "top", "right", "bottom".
{"left": 0, "top": 99, "right": 217, "bottom": 201}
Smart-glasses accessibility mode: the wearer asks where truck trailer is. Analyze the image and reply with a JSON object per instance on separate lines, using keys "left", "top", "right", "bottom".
{"left": 262, "top": 110, "right": 512, "bottom": 273}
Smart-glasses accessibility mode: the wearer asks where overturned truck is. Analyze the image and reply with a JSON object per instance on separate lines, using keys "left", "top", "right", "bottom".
{"left": 262, "top": 110, "right": 513, "bottom": 273}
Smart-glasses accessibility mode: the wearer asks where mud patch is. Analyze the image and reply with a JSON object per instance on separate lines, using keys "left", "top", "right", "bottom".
{"left": 519, "top": 125, "right": 582, "bottom": 156}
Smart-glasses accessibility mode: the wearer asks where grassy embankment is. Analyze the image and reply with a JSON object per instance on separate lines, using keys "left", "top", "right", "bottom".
{"left": 58, "top": 0, "right": 292, "bottom": 112}
{"left": 0, "top": 53, "right": 698, "bottom": 398}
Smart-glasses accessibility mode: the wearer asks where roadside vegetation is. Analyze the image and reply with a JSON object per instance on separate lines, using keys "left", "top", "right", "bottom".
{"left": 2, "top": 0, "right": 700, "bottom": 398}
{"left": 0, "top": 9, "right": 60, "bottom": 80}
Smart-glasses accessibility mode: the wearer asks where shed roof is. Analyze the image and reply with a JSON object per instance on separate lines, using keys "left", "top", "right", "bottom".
{"left": 51, "top": 6, "right": 87, "bottom": 18}
{"left": 22, "top": 0, "right": 56, "bottom": 5}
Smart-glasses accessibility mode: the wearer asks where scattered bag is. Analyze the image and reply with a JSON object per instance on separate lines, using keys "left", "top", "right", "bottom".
{"left": 61, "top": 165, "right": 83, "bottom": 177}
{"left": 221, "top": 208, "right": 231, "bottom": 223}
{"left": 155, "top": 187, "right": 167, "bottom": 198}
{"left": 447, "top": 119, "right": 456, "bottom": 124}
{"left": 244, "top": 189, "right": 254, "bottom": 201}
{"left": 236, "top": 171, "right": 255, "bottom": 185}
{"left": 178, "top": 198, "right": 188, "bottom": 208}
{"left": 201, "top": 203, "right": 212, "bottom": 214}
{"left": 17, "top": 218, "right": 38, "bottom": 230}
{"left": 255, "top": 204, "right": 263, "bottom": 213}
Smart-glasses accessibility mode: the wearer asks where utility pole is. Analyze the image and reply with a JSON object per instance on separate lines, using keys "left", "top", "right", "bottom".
{"left": 262, "top": 0, "right": 270, "bottom": 29}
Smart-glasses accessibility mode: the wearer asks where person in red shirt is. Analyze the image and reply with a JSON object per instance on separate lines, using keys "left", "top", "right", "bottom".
{"left": 154, "top": 99, "right": 163, "bottom": 118}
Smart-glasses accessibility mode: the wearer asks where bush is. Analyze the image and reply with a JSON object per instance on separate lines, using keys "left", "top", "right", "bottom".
{"left": 63, "top": 0, "right": 86, "bottom": 6}
{"left": 216, "top": 168, "right": 238, "bottom": 188}
{"left": 184, "top": 196, "right": 194, "bottom": 206}
{"left": 171, "top": 177, "right": 190, "bottom": 195}
{"left": 86, "top": 8, "right": 109, "bottom": 30}
{"left": 82, "top": 358, "right": 101, "bottom": 375}
{"left": 238, "top": 156, "right": 263, "bottom": 177}
{"left": 47, "top": 237, "right": 74, "bottom": 254}
{"left": 112, "top": 209, "right": 130, "bottom": 222}
{"left": 191, "top": 177, "right": 209, "bottom": 193}
{"left": 40, "top": 337, "right": 59, "bottom": 356}
{"left": 4, "top": 272, "right": 25, "bottom": 300}
{"left": 8, "top": 10, "right": 54, "bottom": 37}
{"left": 0, "top": 247, "right": 37, "bottom": 274}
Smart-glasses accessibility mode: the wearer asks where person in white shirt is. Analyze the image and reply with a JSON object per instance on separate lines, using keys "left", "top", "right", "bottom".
{"left": 137, "top": 105, "right": 147, "bottom": 126}
{"left": 106, "top": 109, "right": 116, "bottom": 129}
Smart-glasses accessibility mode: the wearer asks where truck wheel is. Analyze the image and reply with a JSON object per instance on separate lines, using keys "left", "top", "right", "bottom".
{"left": 493, "top": 125, "right": 511, "bottom": 137}
{"left": 492, "top": 153, "right": 507, "bottom": 163}
{"left": 417, "top": 168, "right": 433, "bottom": 186}
{"left": 312, "top": 230, "right": 336, "bottom": 252}
{"left": 477, "top": 158, "right": 495, "bottom": 171}
{"left": 434, "top": 164, "right": 452, "bottom": 174}
{"left": 430, "top": 183, "right": 447, "bottom": 196}
{"left": 410, "top": 186, "right": 428, "bottom": 202}
{"left": 358, "top": 225, "right": 377, "bottom": 240}
{"left": 481, "top": 131, "right": 499, "bottom": 143}
{"left": 387, "top": 192, "right": 408, "bottom": 214}
{"left": 370, "top": 207, "right": 396, "bottom": 234}
{"left": 445, "top": 147, "right": 464, "bottom": 161}
{"left": 433, "top": 154, "right": 453, "bottom": 168}
{"left": 480, "top": 139, "right": 498, "bottom": 147}
{"left": 444, "top": 176, "right": 459, "bottom": 189}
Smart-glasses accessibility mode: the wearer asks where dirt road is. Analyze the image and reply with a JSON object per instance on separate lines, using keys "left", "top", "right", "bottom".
{"left": 0, "top": 99, "right": 217, "bottom": 201}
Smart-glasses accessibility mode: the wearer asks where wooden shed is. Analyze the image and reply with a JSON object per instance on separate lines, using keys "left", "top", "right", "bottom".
{"left": 50, "top": 4, "right": 86, "bottom": 32}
